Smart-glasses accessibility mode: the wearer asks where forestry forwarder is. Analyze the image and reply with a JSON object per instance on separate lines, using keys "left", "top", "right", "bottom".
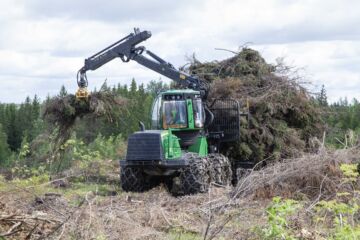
{"left": 77, "top": 28, "right": 248, "bottom": 195}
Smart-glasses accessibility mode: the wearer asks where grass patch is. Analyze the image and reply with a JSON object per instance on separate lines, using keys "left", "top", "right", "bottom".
{"left": 0, "top": 174, "right": 61, "bottom": 196}
{"left": 61, "top": 182, "right": 122, "bottom": 206}
{"left": 166, "top": 227, "right": 202, "bottom": 240}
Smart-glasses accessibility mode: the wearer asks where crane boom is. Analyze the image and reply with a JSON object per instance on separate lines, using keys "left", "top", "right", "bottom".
{"left": 77, "top": 28, "right": 209, "bottom": 99}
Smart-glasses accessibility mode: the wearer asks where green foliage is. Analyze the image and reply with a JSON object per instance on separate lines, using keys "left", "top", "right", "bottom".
{"left": 317, "top": 84, "right": 328, "bottom": 107}
{"left": 18, "top": 135, "right": 30, "bottom": 159}
{"left": 167, "top": 227, "right": 202, "bottom": 240}
{"left": 0, "top": 95, "right": 42, "bottom": 151}
{"left": 340, "top": 163, "right": 359, "bottom": 182}
{"left": 253, "top": 158, "right": 360, "bottom": 240}
{"left": 325, "top": 98, "right": 360, "bottom": 148}
{"left": 253, "top": 159, "right": 360, "bottom": 239}
{"left": 95, "top": 235, "right": 108, "bottom": 240}
{"left": 146, "top": 79, "right": 170, "bottom": 96}
{"left": 315, "top": 199, "right": 360, "bottom": 239}
{"left": 59, "top": 85, "right": 68, "bottom": 97}
{"left": 16, "top": 165, "right": 46, "bottom": 178}
{"left": 313, "top": 162, "right": 360, "bottom": 239}
{"left": 63, "top": 182, "right": 119, "bottom": 199}
{"left": 260, "top": 197, "right": 300, "bottom": 240}
{"left": 0, "top": 123, "right": 11, "bottom": 166}
{"left": 11, "top": 172, "right": 50, "bottom": 187}
{"left": 46, "top": 133, "right": 126, "bottom": 173}
{"left": 0, "top": 174, "right": 6, "bottom": 190}
{"left": 0, "top": 103, "right": 21, "bottom": 150}
{"left": 0, "top": 79, "right": 159, "bottom": 170}
{"left": 61, "top": 133, "right": 125, "bottom": 162}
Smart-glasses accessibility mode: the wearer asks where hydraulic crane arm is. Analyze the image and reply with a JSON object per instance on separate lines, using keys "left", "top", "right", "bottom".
{"left": 77, "top": 28, "right": 209, "bottom": 99}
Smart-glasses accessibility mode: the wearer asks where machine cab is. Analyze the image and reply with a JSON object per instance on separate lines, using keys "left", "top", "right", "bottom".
{"left": 151, "top": 90, "right": 205, "bottom": 130}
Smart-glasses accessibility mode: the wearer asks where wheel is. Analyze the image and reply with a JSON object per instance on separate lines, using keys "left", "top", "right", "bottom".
{"left": 120, "top": 167, "right": 151, "bottom": 192}
{"left": 163, "top": 176, "right": 175, "bottom": 192}
{"left": 208, "top": 153, "right": 232, "bottom": 186}
{"left": 178, "top": 153, "right": 210, "bottom": 195}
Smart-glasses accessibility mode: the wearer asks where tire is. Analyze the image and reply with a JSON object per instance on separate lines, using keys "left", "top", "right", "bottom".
{"left": 179, "top": 153, "right": 210, "bottom": 195}
{"left": 208, "top": 153, "right": 232, "bottom": 186}
{"left": 163, "top": 177, "right": 175, "bottom": 192}
{"left": 120, "top": 167, "right": 151, "bottom": 192}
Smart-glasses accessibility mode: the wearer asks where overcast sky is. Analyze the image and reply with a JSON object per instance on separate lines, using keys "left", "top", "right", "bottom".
{"left": 0, "top": 0, "right": 359, "bottom": 103}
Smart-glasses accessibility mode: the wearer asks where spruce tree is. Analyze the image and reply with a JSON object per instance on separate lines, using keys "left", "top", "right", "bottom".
{"left": 0, "top": 123, "right": 10, "bottom": 166}
{"left": 59, "top": 85, "right": 68, "bottom": 97}
{"left": 32, "top": 95, "right": 40, "bottom": 119}
{"left": 130, "top": 78, "right": 137, "bottom": 95}
{"left": 318, "top": 84, "right": 328, "bottom": 106}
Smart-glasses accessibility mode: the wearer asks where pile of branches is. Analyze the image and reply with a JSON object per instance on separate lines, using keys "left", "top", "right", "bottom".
{"left": 0, "top": 212, "right": 61, "bottom": 239}
{"left": 43, "top": 86, "right": 127, "bottom": 147}
{"left": 187, "top": 48, "right": 324, "bottom": 164}
{"left": 232, "top": 147, "right": 360, "bottom": 200}
{"left": 0, "top": 192, "right": 65, "bottom": 239}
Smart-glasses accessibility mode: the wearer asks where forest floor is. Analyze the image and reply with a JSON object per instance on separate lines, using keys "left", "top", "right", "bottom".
{"left": 0, "top": 183, "right": 267, "bottom": 240}
{"left": 1, "top": 147, "right": 360, "bottom": 240}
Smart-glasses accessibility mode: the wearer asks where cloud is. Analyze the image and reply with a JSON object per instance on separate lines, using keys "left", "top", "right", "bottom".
{"left": 0, "top": 0, "right": 359, "bottom": 103}
{"left": 255, "top": 40, "right": 360, "bottom": 102}
{"left": 23, "top": 0, "right": 201, "bottom": 23}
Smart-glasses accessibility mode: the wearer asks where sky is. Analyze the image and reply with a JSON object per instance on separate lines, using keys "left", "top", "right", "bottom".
{"left": 0, "top": 0, "right": 359, "bottom": 103}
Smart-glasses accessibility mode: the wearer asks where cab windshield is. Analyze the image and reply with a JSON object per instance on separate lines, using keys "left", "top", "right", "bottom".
{"left": 162, "top": 100, "right": 187, "bottom": 129}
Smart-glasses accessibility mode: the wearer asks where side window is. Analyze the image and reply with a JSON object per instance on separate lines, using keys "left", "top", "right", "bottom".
{"left": 193, "top": 99, "right": 205, "bottom": 128}
{"left": 151, "top": 95, "right": 161, "bottom": 129}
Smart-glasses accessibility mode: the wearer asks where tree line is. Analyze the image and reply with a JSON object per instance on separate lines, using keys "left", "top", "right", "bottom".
{"left": 0, "top": 79, "right": 169, "bottom": 167}
{"left": 316, "top": 85, "right": 360, "bottom": 147}
{"left": 0, "top": 82, "right": 359, "bottom": 168}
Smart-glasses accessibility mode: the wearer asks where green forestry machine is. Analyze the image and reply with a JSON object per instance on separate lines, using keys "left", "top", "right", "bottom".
{"left": 77, "top": 28, "right": 248, "bottom": 195}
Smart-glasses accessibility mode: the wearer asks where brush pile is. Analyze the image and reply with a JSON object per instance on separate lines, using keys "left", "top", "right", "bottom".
{"left": 187, "top": 48, "right": 324, "bottom": 164}
{"left": 233, "top": 147, "right": 360, "bottom": 200}
{"left": 43, "top": 87, "right": 127, "bottom": 146}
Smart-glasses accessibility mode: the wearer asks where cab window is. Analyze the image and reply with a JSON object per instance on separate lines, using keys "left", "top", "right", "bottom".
{"left": 151, "top": 95, "right": 161, "bottom": 129}
{"left": 193, "top": 99, "right": 205, "bottom": 128}
{"left": 162, "top": 100, "right": 187, "bottom": 129}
